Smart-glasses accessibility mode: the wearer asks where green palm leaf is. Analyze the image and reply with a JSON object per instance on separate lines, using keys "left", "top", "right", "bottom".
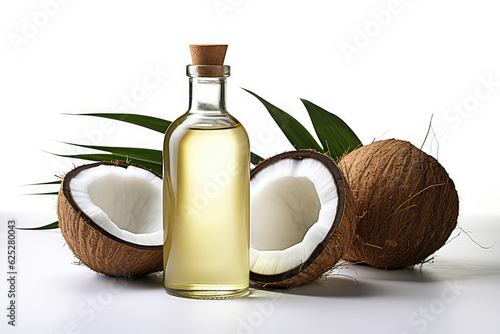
{"left": 71, "top": 113, "right": 171, "bottom": 133}
{"left": 24, "top": 180, "right": 61, "bottom": 186}
{"left": 300, "top": 99, "right": 362, "bottom": 159}
{"left": 23, "top": 180, "right": 61, "bottom": 196}
{"left": 16, "top": 222, "right": 59, "bottom": 230}
{"left": 251, "top": 152, "right": 264, "bottom": 165}
{"left": 51, "top": 152, "right": 162, "bottom": 175}
{"left": 26, "top": 192, "right": 59, "bottom": 196}
{"left": 244, "top": 89, "right": 323, "bottom": 152}
{"left": 65, "top": 143, "right": 162, "bottom": 164}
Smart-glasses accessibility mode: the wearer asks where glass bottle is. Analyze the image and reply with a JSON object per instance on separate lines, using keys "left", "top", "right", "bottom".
{"left": 163, "top": 45, "right": 250, "bottom": 299}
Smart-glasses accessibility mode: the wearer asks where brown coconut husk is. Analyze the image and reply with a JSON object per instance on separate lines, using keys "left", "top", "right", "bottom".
{"left": 339, "top": 139, "right": 459, "bottom": 269}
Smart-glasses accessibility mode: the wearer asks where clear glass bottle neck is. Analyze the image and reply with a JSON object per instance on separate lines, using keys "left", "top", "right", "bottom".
{"left": 188, "top": 77, "right": 227, "bottom": 114}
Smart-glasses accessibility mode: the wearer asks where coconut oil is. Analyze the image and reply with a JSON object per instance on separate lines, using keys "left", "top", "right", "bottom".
{"left": 163, "top": 45, "right": 250, "bottom": 299}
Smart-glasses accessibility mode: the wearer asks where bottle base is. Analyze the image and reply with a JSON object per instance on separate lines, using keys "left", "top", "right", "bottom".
{"left": 164, "top": 285, "right": 249, "bottom": 300}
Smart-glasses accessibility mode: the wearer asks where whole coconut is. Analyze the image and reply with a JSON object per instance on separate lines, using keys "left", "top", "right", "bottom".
{"left": 339, "top": 139, "right": 459, "bottom": 269}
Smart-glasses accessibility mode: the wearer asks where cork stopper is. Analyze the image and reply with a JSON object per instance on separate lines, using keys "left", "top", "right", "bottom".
{"left": 189, "top": 44, "right": 228, "bottom": 65}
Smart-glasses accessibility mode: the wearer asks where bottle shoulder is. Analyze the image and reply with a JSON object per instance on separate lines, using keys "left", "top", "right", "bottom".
{"left": 164, "top": 118, "right": 250, "bottom": 152}
{"left": 169, "top": 112, "right": 242, "bottom": 130}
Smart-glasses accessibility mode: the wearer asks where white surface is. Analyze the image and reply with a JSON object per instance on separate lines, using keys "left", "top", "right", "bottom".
{"left": 1, "top": 213, "right": 498, "bottom": 334}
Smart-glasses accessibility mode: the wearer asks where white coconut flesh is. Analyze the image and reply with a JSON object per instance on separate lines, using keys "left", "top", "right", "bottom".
{"left": 69, "top": 165, "right": 163, "bottom": 246}
{"left": 250, "top": 158, "right": 339, "bottom": 275}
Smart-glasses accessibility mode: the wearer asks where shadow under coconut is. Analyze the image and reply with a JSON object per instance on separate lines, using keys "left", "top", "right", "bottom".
{"left": 94, "top": 272, "right": 164, "bottom": 290}
{"left": 342, "top": 260, "right": 500, "bottom": 283}
{"left": 340, "top": 264, "right": 434, "bottom": 282}
{"left": 126, "top": 272, "right": 164, "bottom": 289}
{"left": 418, "top": 261, "right": 500, "bottom": 282}
{"left": 251, "top": 275, "right": 381, "bottom": 298}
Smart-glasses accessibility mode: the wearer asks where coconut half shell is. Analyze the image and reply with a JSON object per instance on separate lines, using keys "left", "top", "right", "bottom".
{"left": 58, "top": 161, "right": 163, "bottom": 277}
{"left": 249, "top": 150, "right": 356, "bottom": 288}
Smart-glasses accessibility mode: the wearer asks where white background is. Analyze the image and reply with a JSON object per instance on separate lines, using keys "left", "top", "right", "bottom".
{"left": 1, "top": 1, "right": 500, "bottom": 334}
{"left": 1, "top": 0, "right": 499, "bottom": 218}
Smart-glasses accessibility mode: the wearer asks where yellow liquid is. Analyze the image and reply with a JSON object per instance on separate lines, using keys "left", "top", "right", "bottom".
{"left": 163, "top": 123, "right": 250, "bottom": 299}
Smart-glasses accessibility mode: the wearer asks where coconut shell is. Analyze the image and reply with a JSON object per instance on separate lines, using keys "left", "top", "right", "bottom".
{"left": 339, "top": 139, "right": 459, "bottom": 269}
{"left": 58, "top": 161, "right": 163, "bottom": 277}
{"left": 250, "top": 150, "right": 356, "bottom": 288}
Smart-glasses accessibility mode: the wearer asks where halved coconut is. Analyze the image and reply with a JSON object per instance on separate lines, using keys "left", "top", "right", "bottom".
{"left": 57, "top": 161, "right": 163, "bottom": 277}
{"left": 250, "top": 150, "right": 355, "bottom": 288}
